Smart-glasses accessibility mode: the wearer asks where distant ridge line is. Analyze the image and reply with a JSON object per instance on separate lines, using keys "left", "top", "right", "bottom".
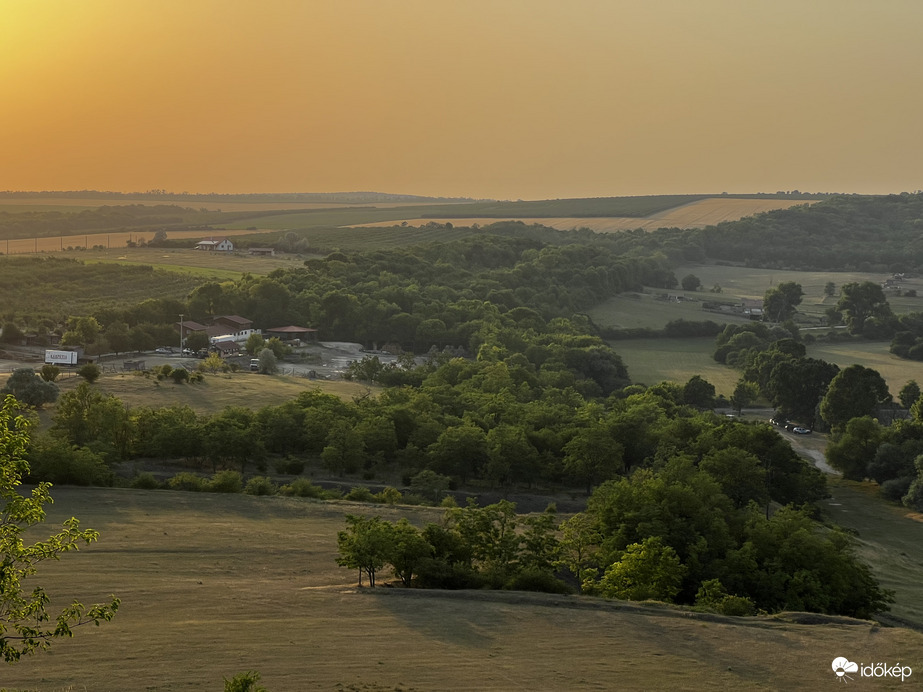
{"left": 0, "top": 190, "right": 487, "bottom": 205}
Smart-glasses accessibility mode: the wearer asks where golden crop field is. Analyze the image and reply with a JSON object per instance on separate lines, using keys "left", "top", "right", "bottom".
{"left": 351, "top": 197, "right": 820, "bottom": 232}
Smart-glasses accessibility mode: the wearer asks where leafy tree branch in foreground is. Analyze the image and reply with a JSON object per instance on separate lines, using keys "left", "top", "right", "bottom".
{"left": 0, "top": 395, "right": 119, "bottom": 663}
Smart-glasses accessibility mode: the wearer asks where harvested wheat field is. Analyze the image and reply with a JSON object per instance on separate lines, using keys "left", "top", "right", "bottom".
{"left": 353, "top": 197, "right": 819, "bottom": 233}
{"left": 4, "top": 488, "right": 921, "bottom": 691}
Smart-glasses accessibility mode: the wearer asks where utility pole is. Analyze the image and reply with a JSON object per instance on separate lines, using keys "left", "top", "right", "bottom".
{"left": 179, "top": 314, "right": 184, "bottom": 352}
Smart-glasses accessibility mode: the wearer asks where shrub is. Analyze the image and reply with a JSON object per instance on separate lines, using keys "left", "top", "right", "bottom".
{"left": 168, "top": 472, "right": 207, "bottom": 491}
{"left": 244, "top": 476, "right": 277, "bottom": 496}
{"left": 77, "top": 363, "right": 101, "bottom": 383}
{"left": 504, "top": 568, "right": 571, "bottom": 595}
{"left": 880, "top": 477, "right": 913, "bottom": 503}
{"left": 279, "top": 478, "right": 325, "bottom": 498}
{"left": 375, "top": 486, "right": 403, "bottom": 504}
{"left": 415, "top": 558, "right": 484, "bottom": 590}
{"left": 400, "top": 492, "right": 428, "bottom": 506}
{"left": 26, "top": 437, "right": 113, "bottom": 486}
{"left": 169, "top": 367, "right": 189, "bottom": 384}
{"left": 224, "top": 670, "right": 267, "bottom": 692}
{"left": 321, "top": 487, "right": 343, "bottom": 500}
{"left": 131, "top": 472, "right": 162, "bottom": 489}
{"left": 344, "top": 486, "right": 375, "bottom": 502}
{"left": 694, "top": 578, "right": 756, "bottom": 616}
{"left": 39, "top": 364, "right": 61, "bottom": 382}
{"left": 209, "top": 470, "right": 244, "bottom": 493}
{"left": 1, "top": 367, "right": 60, "bottom": 407}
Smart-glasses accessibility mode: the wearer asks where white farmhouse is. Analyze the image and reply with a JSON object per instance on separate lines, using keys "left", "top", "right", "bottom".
{"left": 195, "top": 237, "right": 234, "bottom": 252}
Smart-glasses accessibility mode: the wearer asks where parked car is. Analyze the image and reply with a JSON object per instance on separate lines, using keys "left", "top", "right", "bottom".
{"left": 182, "top": 348, "right": 195, "bottom": 356}
{"left": 154, "top": 347, "right": 174, "bottom": 354}
{"left": 250, "top": 358, "right": 260, "bottom": 371}
{"left": 792, "top": 427, "right": 812, "bottom": 434}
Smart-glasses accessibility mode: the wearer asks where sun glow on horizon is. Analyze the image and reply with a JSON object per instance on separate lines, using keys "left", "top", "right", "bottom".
{"left": 1, "top": 0, "right": 922, "bottom": 198}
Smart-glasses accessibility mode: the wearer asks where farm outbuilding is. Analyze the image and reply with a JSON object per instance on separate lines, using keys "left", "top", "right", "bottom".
{"left": 741, "top": 298, "right": 764, "bottom": 320}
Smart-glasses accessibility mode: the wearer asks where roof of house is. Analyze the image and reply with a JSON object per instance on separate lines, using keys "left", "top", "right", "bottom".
{"left": 213, "top": 315, "right": 252, "bottom": 327}
{"left": 266, "top": 325, "right": 317, "bottom": 333}
{"left": 212, "top": 341, "right": 239, "bottom": 354}
{"left": 178, "top": 320, "right": 208, "bottom": 331}
{"left": 195, "top": 237, "right": 232, "bottom": 247}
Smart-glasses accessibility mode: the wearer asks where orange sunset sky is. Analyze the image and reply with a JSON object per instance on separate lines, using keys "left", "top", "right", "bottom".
{"left": 2, "top": 0, "right": 922, "bottom": 200}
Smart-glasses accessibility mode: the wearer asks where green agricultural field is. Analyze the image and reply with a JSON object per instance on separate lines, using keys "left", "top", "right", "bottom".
{"left": 806, "top": 340, "right": 923, "bottom": 395}
{"left": 611, "top": 335, "right": 923, "bottom": 397}
{"left": 612, "top": 337, "right": 740, "bottom": 394}
{"left": 609, "top": 335, "right": 923, "bottom": 400}
{"left": 3, "top": 487, "right": 920, "bottom": 691}
{"left": 590, "top": 267, "right": 922, "bottom": 335}
{"left": 674, "top": 264, "right": 923, "bottom": 321}
{"left": 587, "top": 291, "right": 749, "bottom": 331}
{"left": 71, "top": 247, "right": 307, "bottom": 279}
{"left": 0, "top": 255, "right": 204, "bottom": 322}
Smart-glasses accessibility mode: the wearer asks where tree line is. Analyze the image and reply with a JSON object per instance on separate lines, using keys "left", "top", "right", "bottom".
{"left": 337, "top": 463, "right": 890, "bottom": 619}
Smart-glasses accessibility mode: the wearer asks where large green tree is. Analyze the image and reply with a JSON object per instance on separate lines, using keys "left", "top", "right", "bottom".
{"left": 0, "top": 395, "right": 119, "bottom": 662}
{"left": 820, "top": 364, "right": 891, "bottom": 430}
{"left": 763, "top": 282, "right": 803, "bottom": 322}
{"left": 834, "top": 281, "right": 893, "bottom": 335}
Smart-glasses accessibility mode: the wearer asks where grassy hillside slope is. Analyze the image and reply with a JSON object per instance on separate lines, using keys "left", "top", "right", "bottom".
{"left": 4, "top": 488, "right": 920, "bottom": 691}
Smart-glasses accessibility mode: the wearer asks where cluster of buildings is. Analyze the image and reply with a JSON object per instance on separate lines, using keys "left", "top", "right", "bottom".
{"left": 176, "top": 315, "right": 317, "bottom": 357}
{"left": 193, "top": 237, "right": 275, "bottom": 256}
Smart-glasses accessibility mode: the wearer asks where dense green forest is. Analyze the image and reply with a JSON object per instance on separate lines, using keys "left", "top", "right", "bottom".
{"left": 693, "top": 193, "right": 923, "bottom": 270}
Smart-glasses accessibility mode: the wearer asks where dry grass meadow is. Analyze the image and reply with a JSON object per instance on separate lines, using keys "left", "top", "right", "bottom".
{"left": 2, "top": 487, "right": 921, "bottom": 692}
{"left": 353, "top": 197, "right": 819, "bottom": 233}
{"left": 5, "top": 371, "right": 374, "bottom": 428}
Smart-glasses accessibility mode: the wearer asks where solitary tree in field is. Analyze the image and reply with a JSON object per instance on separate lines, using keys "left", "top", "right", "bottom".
{"left": 681, "top": 274, "right": 701, "bottom": 292}
{"left": 0, "top": 395, "right": 119, "bottom": 663}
